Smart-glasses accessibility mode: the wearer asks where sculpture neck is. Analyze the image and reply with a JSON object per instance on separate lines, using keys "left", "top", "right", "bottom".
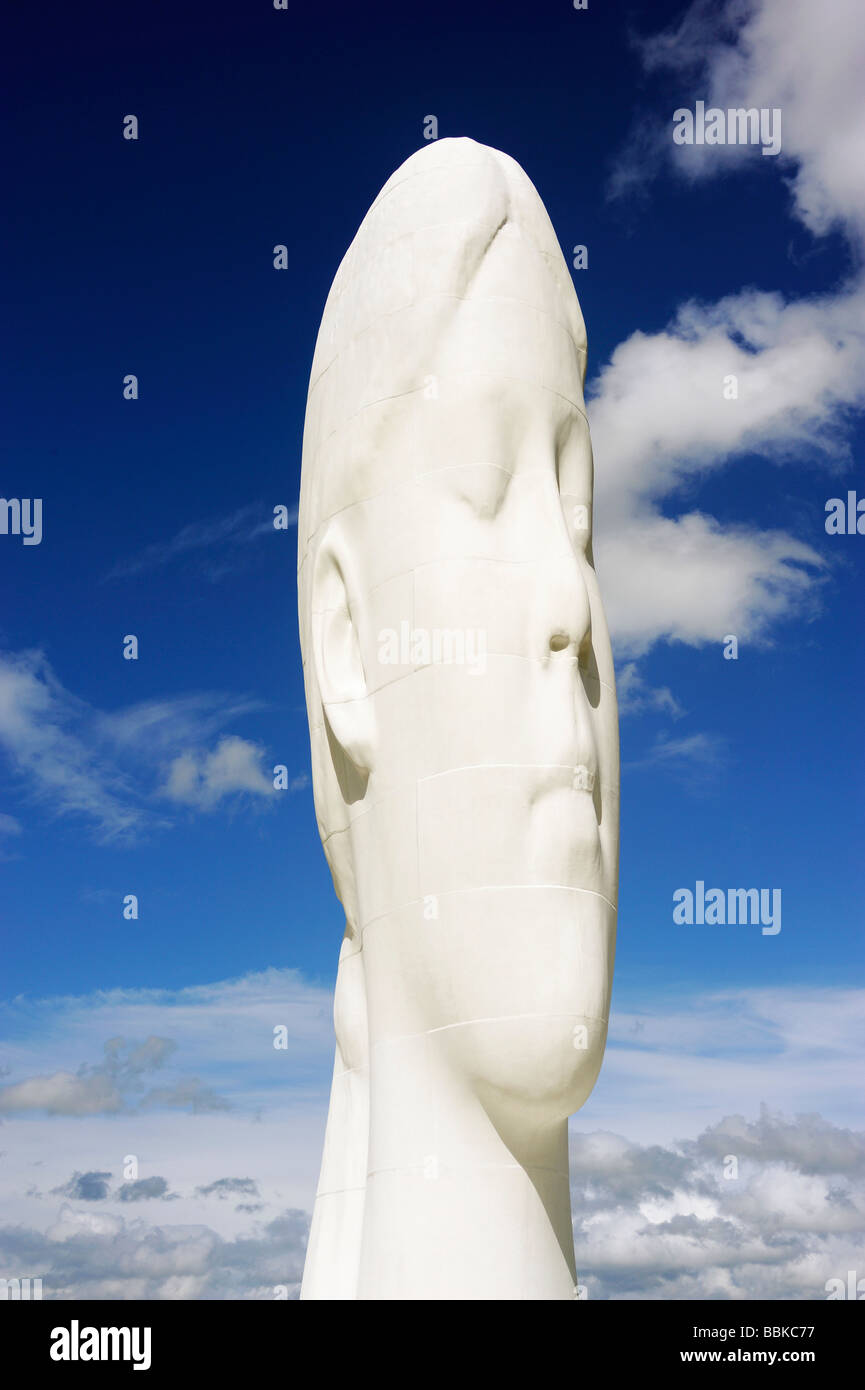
{"left": 357, "top": 1030, "right": 577, "bottom": 1300}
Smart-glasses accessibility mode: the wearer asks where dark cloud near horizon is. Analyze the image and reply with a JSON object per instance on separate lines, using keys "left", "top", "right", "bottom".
{"left": 196, "top": 1177, "right": 259, "bottom": 1200}
{"left": 117, "top": 1177, "right": 171, "bottom": 1202}
{"left": 6, "top": 1109, "right": 862, "bottom": 1300}
{"left": 51, "top": 1171, "right": 112, "bottom": 1202}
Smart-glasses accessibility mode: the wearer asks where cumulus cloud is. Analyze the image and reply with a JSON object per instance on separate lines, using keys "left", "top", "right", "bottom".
{"left": 162, "top": 736, "right": 275, "bottom": 810}
{"left": 591, "top": 0, "right": 865, "bottom": 660}
{"left": 0, "top": 649, "right": 295, "bottom": 840}
{"left": 697, "top": 1108, "right": 865, "bottom": 1176}
{"left": 0, "top": 967, "right": 334, "bottom": 1147}
{"left": 613, "top": 0, "right": 865, "bottom": 242}
{"left": 0, "top": 1070, "right": 125, "bottom": 1118}
{"left": 571, "top": 1107, "right": 865, "bottom": 1299}
{"left": 0, "top": 1205, "right": 309, "bottom": 1300}
{"left": 195, "top": 1178, "right": 259, "bottom": 1200}
{"left": 52, "top": 1172, "right": 112, "bottom": 1202}
{"left": 117, "top": 1177, "right": 172, "bottom": 1202}
{"left": 0, "top": 1036, "right": 230, "bottom": 1118}
{"left": 2, "top": 1106, "right": 861, "bottom": 1299}
{"left": 0, "top": 972, "right": 861, "bottom": 1299}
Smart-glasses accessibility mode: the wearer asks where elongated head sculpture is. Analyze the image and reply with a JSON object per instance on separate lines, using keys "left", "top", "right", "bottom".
{"left": 298, "top": 138, "right": 619, "bottom": 1300}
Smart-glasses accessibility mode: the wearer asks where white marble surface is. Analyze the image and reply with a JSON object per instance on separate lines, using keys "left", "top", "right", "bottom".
{"left": 298, "top": 138, "right": 619, "bottom": 1300}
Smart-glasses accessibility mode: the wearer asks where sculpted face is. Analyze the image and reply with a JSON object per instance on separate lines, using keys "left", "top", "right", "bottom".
{"left": 299, "top": 138, "right": 619, "bottom": 1299}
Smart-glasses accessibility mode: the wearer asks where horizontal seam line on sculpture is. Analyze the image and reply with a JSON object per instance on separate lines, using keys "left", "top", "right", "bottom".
{"left": 416, "top": 761, "right": 600, "bottom": 783}
{"left": 320, "top": 782, "right": 618, "bottom": 847}
{"left": 364, "top": 1162, "right": 570, "bottom": 1179}
{"left": 359, "top": 885, "right": 618, "bottom": 935}
{"left": 370, "top": 1011, "right": 609, "bottom": 1046}
{"left": 314, "top": 1184, "right": 367, "bottom": 1198}
{"left": 308, "top": 376, "right": 590, "bottom": 462}
{"left": 315, "top": 661, "right": 615, "bottom": 707}
{"left": 308, "top": 545, "right": 605, "bottom": 604}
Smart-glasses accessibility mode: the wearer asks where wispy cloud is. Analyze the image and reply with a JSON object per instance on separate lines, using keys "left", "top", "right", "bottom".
{"left": 104, "top": 503, "right": 296, "bottom": 581}
{"left": 0, "top": 968, "right": 334, "bottom": 1115}
{"left": 594, "top": 987, "right": 865, "bottom": 1141}
{"left": 95, "top": 693, "right": 265, "bottom": 757}
{"left": 4, "top": 1101, "right": 862, "bottom": 1299}
{"left": 0, "top": 650, "right": 149, "bottom": 842}
{"left": 624, "top": 730, "right": 725, "bottom": 787}
{"left": 0, "top": 650, "right": 303, "bottom": 842}
{"left": 0, "top": 976, "right": 860, "bottom": 1297}
{"left": 617, "top": 663, "right": 684, "bottom": 718}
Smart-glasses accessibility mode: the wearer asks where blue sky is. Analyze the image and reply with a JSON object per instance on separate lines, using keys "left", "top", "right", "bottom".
{"left": 1, "top": 0, "right": 863, "bottom": 1299}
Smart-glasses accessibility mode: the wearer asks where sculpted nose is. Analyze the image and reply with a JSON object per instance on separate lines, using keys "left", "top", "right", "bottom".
{"left": 531, "top": 551, "right": 599, "bottom": 788}
{"left": 539, "top": 556, "right": 592, "bottom": 666}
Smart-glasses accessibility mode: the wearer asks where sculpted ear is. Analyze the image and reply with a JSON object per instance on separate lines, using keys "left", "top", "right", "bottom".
{"left": 311, "top": 529, "right": 375, "bottom": 778}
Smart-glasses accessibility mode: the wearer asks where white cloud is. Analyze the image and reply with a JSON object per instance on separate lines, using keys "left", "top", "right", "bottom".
{"left": 96, "top": 693, "right": 265, "bottom": 757}
{"left": 0, "top": 1204, "right": 309, "bottom": 1300}
{"left": 0, "top": 969, "right": 335, "bottom": 1258}
{"left": 570, "top": 1107, "right": 865, "bottom": 1299}
{"left": 105, "top": 503, "right": 295, "bottom": 581}
{"left": 0, "top": 974, "right": 861, "bottom": 1298}
{"left": 0, "top": 1034, "right": 229, "bottom": 1117}
{"left": 616, "top": 663, "right": 684, "bottom": 718}
{"left": 162, "top": 736, "right": 275, "bottom": 810}
{"left": 592, "top": 0, "right": 865, "bottom": 661}
{"left": 0, "top": 969, "right": 334, "bottom": 1113}
{"left": 0, "top": 650, "right": 147, "bottom": 842}
{"left": 630, "top": 0, "right": 865, "bottom": 242}
{"left": 0, "top": 1071, "right": 124, "bottom": 1118}
{"left": 0, "top": 650, "right": 300, "bottom": 840}
{"left": 2, "top": 1104, "right": 861, "bottom": 1299}
{"left": 587, "top": 987, "right": 865, "bottom": 1144}
{"left": 624, "top": 730, "right": 725, "bottom": 781}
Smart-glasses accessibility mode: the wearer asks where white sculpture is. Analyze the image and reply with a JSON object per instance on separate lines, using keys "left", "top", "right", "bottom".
{"left": 298, "top": 138, "right": 619, "bottom": 1300}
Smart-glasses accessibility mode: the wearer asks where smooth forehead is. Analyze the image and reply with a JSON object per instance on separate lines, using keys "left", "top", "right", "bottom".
{"left": 300, "top": 138, "right": 589, "bottom": 553}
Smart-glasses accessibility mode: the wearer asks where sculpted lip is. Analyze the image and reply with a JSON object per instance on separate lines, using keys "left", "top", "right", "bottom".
{"left": 299, "top": 137, "right": 619, "bottom": 1300}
